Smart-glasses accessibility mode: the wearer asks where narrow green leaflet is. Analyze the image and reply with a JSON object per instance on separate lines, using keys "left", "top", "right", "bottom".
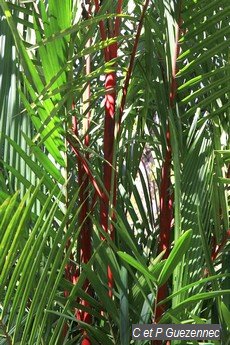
{"left": 158, "top": 230, "right": 192, "bottom": 286}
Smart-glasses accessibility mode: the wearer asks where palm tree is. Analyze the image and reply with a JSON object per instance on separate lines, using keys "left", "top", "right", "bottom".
{"left": 0, "top": 0, "right": 229, "bottom": 344}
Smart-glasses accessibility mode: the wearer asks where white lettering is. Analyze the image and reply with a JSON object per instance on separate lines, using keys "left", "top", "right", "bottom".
{"left": 155, "top": 327, "right": 163, "bottom": 337}
{"left": 190, "top": 330, "right": 196, "bottom": 337}
{"left": 166, "top": 328, "right": 173, "bottom": 337}
{"left": 214, "top": 330, "right": 220, "bottom": 338}
{"left": 133, "top": 327, "right": 141, "bottom": 338}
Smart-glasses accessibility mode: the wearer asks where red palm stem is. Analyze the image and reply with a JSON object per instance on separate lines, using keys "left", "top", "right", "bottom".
{"left": 119, "top": 0, "right": 150, "bottom": 126}
{"left": 153, "top": 8, "right": 182, "bottom": 345}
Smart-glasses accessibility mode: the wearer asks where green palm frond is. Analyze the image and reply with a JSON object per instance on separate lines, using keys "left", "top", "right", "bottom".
{"left": 0, "top": 0, "right": 229, "bottom": 344}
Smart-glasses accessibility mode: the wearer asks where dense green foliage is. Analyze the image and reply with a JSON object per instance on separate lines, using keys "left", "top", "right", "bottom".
{"left": 0, "top": 0, "right": 229, "bottom": 344}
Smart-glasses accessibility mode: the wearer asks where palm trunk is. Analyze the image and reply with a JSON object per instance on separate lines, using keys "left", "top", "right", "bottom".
{"left": 94, "top": 0, "right": 123, "bottom": 297}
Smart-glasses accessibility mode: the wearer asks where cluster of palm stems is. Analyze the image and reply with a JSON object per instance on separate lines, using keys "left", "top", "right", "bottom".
{"left": 0, "top": 0, "right": 229, "bottom": 344}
